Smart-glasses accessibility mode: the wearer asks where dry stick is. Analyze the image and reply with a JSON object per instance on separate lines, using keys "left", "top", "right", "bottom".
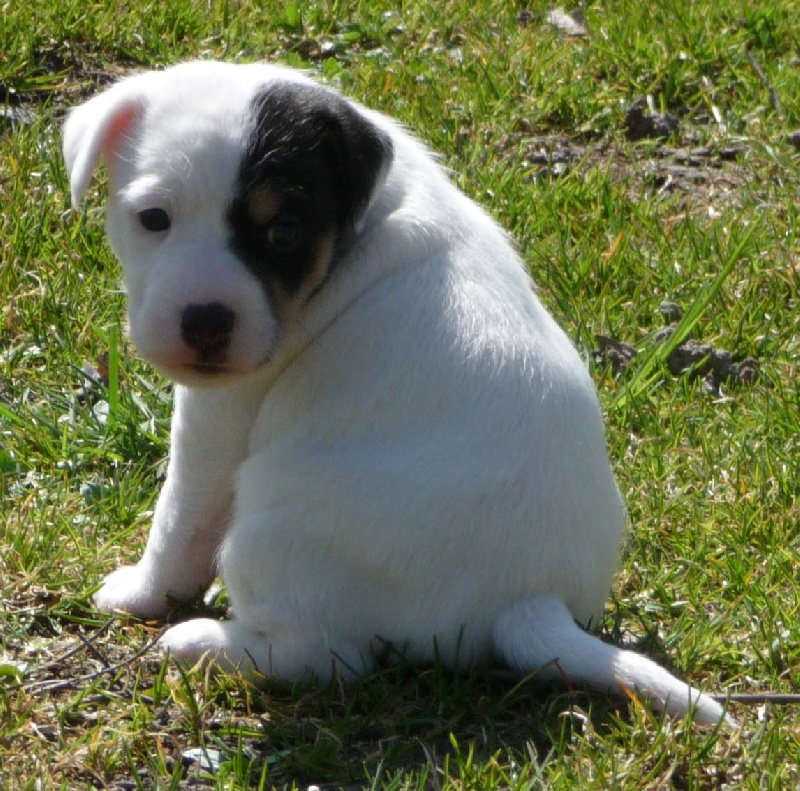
{"left": 746, "top": 49, "right": 782, "bottom": 115}
{"left": 714, "top": 692, "right": 800, "bottom": 706}
{"left": 14, "top": 618, "right": 115, "bottom": 683}
{"left": 21, "top": 631, "right": 162, "bottom": 695}
{"left": 74, "top": 622, "right": 114, "bottom": 668}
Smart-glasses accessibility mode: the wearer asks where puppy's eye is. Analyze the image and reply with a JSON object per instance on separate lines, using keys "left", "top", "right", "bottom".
{"left": 138, "top": 208, "right": 171, "bottom": 232}
{"left": 266, "top": 215, "right": 301, "bottom": 251}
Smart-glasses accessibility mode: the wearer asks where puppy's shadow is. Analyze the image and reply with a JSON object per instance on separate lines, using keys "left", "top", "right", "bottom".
{"left": 243, "top": 661, "right": 629, "bottom": 786}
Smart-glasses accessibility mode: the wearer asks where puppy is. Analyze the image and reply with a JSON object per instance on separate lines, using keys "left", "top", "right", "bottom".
{"left": 63, "top": 61, "right": 729, "bottom": 726}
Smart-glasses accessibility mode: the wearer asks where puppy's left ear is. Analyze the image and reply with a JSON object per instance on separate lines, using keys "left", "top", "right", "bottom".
{"left": 62, "top": 85, "right": 146, "bottom": 208}
{"left": 252, "top": 82, "right": 394, "bottom": 232}
{"left": 318, "top": 95, "right": 394, "bottom": 231}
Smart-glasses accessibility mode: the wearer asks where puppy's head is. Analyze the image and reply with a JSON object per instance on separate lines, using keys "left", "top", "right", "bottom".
{"left": 63, "top": 61, "right": 393, "bottom": 385}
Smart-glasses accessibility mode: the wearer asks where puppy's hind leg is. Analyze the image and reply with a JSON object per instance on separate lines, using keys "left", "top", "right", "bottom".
{"left": 492, "top": 596, "right": 732, "bottom": 727}
{"left": 159, "top": 616, "right": 366, "bottom": 684}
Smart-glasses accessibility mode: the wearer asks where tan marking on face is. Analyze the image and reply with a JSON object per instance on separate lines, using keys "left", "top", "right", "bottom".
{"left": 302, "top": 232, "right": 335, "bottom": 300}
{"left": 270, "top": 231, "right": 336, "bottom": 319}
{"left": 246, "top": 188, "right": 282, "bottom": 226}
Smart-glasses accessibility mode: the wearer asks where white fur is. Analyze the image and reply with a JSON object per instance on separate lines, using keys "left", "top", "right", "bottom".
{"left": 63, "top": 61, "right": 730, "bottom": 726}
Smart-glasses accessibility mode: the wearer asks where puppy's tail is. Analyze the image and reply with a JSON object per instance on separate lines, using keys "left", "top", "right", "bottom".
{"left": 492, "top": 596, "right": 733, "bottom": 727}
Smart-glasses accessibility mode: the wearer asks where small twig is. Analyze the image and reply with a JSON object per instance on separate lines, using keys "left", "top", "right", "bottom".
{"left": 21, "top": 631, "right": 162, "bottom": 695}
{"left": 714, "top": 692, "right": 800, "bottom": 706}
{"left": 746, "top": 49, "right": 782, "bottom": 115}
{"left": 18, "top": 619, "right": 115, "bottom": 681}
{"left": 74, "top": 623, "right": 113, "bottom": 668}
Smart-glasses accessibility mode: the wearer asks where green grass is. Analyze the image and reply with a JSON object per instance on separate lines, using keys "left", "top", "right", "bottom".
{"left": 2, "top": 0, "right": 799, "bottom": 787}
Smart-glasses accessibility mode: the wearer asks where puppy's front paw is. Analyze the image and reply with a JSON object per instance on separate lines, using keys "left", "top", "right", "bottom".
{"left": 94, "top": 564, "right": 172, "bottom": 619}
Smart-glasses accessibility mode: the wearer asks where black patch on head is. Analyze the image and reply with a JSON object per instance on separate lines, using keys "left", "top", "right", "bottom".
{"left": 228, "top": 80, "right": 394, "bottom": 301}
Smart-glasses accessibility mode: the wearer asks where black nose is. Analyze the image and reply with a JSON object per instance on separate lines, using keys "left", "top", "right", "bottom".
{"left": 180, "top": 302, "right": 236, "bottom": 356}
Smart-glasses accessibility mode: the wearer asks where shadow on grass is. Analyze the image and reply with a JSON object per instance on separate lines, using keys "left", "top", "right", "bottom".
{"left": 233, "top": 662, "right": 629, "bottom": 787}
{"left": 140, "top": 599, "right": 639, "bottom": 785}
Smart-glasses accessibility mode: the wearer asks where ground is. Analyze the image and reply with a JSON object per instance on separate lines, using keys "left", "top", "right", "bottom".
{"left": 2, "top": 2, "right": 799, "bottom": 788}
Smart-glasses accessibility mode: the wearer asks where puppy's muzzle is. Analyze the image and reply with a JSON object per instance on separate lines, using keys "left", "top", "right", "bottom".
{"left": 180, "top": 302, "right": 235, "bottom": 367}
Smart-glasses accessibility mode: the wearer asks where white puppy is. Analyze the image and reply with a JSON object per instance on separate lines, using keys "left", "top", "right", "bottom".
{"left": 63, "top": 61, "right": 729, "bottom": 726}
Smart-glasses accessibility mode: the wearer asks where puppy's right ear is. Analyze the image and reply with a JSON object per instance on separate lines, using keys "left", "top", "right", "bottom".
{"left": 62, "top": 86, "right": 145, "bottom": 208}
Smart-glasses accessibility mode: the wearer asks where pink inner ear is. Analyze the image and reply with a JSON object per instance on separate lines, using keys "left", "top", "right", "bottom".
{"left": 100, "top": 104, "right": 139, "bottom": 194}
{"left": 104, "top": 104, "right": 138, "bottom": 156}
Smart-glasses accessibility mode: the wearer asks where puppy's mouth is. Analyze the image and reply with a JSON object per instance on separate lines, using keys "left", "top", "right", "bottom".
{"left": 153, "top": 352, "right": 273, "bottom": 387}
{"left": 165, "top": 360, "right": 240, "bottom": 387}
{"left": 188, "top": 361, "right": 229, "bottom": 376}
